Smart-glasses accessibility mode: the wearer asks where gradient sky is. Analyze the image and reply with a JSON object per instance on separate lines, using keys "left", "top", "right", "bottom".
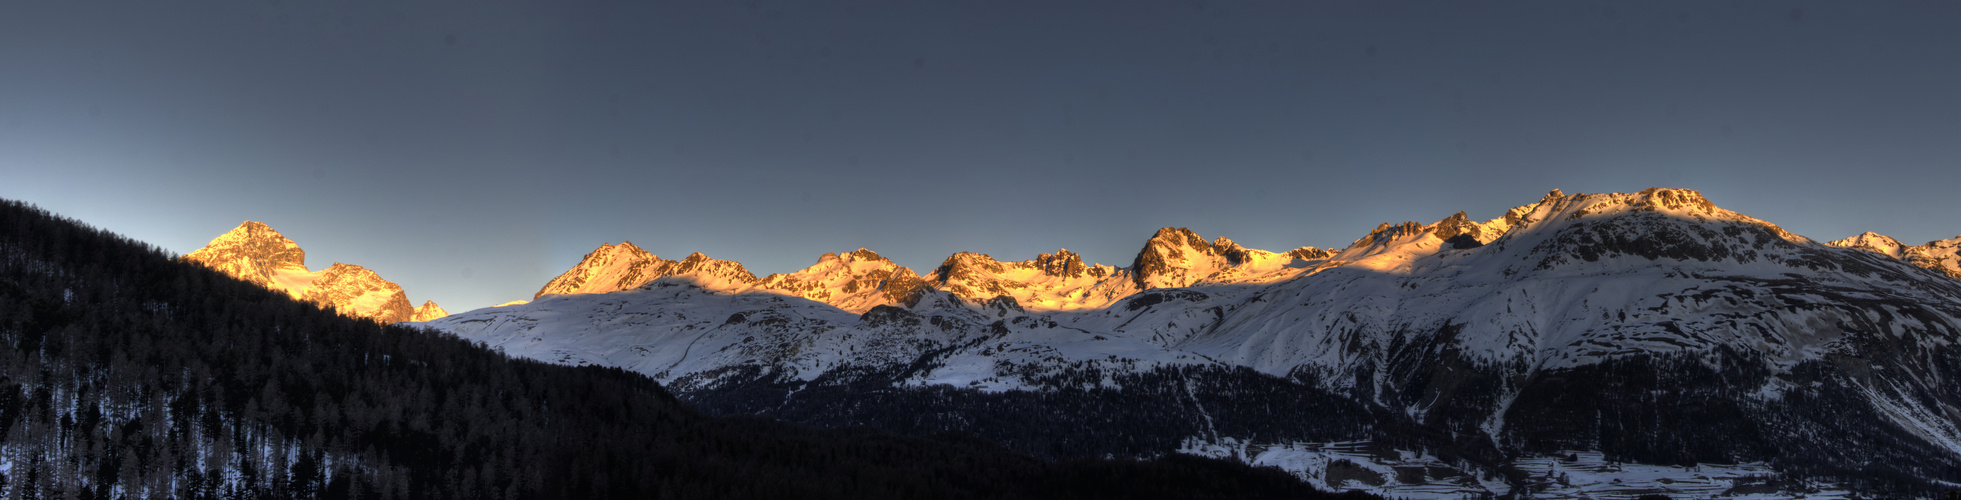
{"left": 4, "top": 1, "right": 1960, "bottom": 312}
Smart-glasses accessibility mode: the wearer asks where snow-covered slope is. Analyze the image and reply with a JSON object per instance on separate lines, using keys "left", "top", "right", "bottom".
{"left": 184, "top": 221, "right": 440, "bottom": 323}
{"left": 417, "top": 188, "right": 1961, "bottom": 496}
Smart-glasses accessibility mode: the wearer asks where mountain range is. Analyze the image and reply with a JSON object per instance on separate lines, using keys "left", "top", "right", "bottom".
{"left": 0, "top": 198, "right": 1351, "bottom": 499}
{"left": 418, "top": 188, "right": 1961, "bottom": 497}
{"left": 184, "top": 221, "right": 446, "bottom": 323}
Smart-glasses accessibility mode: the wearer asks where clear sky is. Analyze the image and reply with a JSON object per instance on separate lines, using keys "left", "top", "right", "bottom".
{"left": 3, "top": 1, "right": 1959, "bottom": 313}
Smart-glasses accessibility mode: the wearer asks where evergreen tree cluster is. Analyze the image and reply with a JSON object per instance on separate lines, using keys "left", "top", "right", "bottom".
{"left": 0, "top": 199, "right": 1367, "bottom": 499}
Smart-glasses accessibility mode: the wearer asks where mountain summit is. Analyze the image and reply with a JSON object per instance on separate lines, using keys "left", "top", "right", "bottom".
{"left": 184, "top": 221, "right": 440, "bottom": 323}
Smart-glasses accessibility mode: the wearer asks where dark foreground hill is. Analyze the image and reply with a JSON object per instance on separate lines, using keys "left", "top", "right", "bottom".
{"left": 0, "top": 199, "right": 1366, "bottom": 500}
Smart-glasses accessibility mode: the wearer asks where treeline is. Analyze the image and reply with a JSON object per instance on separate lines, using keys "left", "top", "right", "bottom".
{"left": 0, "top": 198, "right": 1370, "bottom": 500}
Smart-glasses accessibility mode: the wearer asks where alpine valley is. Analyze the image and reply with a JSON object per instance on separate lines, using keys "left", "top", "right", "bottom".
{"left": 417, "top": 188, "right": 1961, "bottom": 498}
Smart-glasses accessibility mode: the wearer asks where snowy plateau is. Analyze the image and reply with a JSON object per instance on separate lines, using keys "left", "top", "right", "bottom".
{"left": 416, "top": 188, "right": 1961, "bottom": 497}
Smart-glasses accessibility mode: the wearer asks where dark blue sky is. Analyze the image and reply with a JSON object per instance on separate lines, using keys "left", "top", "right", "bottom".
{"left": 4, "top": 1, "right": 1959, "bottom": 312}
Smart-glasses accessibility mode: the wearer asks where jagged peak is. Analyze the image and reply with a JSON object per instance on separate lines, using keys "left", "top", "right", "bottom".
{"left": 595, "top": 240, "right": 657, "bottom": 260}
{"left": 200, "top": 221, "right": 298, "bottom": 249}
{"left": 1432, "top": 211, "right": 1479, "bottom": 240}
{"left": 411, "top": 300, "right": 449, "bottom": 322}
{"left": 1490, "top": 188, "right": 1804, "bottom": 245}
{"left": 535, "top": 241, "right": 677, "bottom": 298}
{"left": 1352, "top": 221, "right": 1427, "bottom": 247}
{"left": 1828, "top": 232, "right": 1923, "bottom": 262}
{"left": 186, "top": 221, "right": 307, "bottom": 270}
{"left": 612, "top": 239, "right": 650, "bottom": 253}
{"left": 1132, "top": 227, "right": 1234, "bottom": 289}
{"left": 785, "top": 248, "right": 902, "bottom": 276}
{"left": 219, "top": 220, "right": 287, "bottom": 240}
{"left": 933, "top": 252, "right": 1006, "bottom": 282}
{"left": 186, "top": 221, "right": 424, "bottom": 324}
{"left": 1631, "top": 187, "right": 1718, "bottom": 214}
{"left": 1211, "top": 237, "right": 1257, "bottom": 265}
{"left": 1531, "top": 187, "right": 1723, "bottom": 218}
{"left": 1287, "top": 246, "right": 1333, "bottom": 260}
{"left": 672, "top": 252, "right": 757, "bottom": 282}
{"left": 847, "top": 248, "right": 887, "bottom": 262}
{"left": 1031, "top": 249, "right": 1088, "bottom": 278}
{"left": 1145, "top": 227, "right": 1216, "bottom": 254}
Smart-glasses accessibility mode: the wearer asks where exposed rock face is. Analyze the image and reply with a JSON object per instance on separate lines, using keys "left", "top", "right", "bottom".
{"left": 1031, "top": 249, "right": 1090, "bottom": 279}
{"left": 184, "top": 221, "right": 433, "bottom": 323}
{"left": 411, "top": 300, "right": 449, "bottom": 322}
{"left": 755, "top": 249, "right": 919, "bottom": 313}
{"left": 1130, "top": 227, "right": 1230, "bottom": 290}
{"left": 534, "top": 242, "right": 760, "bottom": 300}
{"left": 182, "top": 221, "right": 309, "bottom": 289}
{"left": 1829, "top": 231, "right": 1961, "bottom": 279}
{"left": 533, "top": 241, "right": 666, "bottom": 298}
{"left": 921, "top": 250, "right": 1134, "bottom": 310}
{"left": 1286, "top": 246, "right": 1334, "bottom": 260}
{"left": 302, "top": 264, "right": 414, "bottom": 323}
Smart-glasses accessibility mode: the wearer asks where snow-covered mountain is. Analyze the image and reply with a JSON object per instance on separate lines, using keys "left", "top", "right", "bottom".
{"left": 411, "top": 300, "right": 449, "bottom": 322}
{"left": 185, "top": 221, "right": 443, "bottom": 323}
{"left": 418, "top": 188, "right": 1961, "bottom": 496}
{"left": 533, "top": 241, "right": 761, "bottom": 299}
{"left": 1829, "top": 231, "right": 1961, "bottom": 279}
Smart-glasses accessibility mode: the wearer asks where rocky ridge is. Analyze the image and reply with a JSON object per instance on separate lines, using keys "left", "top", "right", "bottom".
{"left": 184, "top": 221, "right": 440, "bottom": 323}
{"left": 1829, "top": 231, "right": 1961, "bottom": 279}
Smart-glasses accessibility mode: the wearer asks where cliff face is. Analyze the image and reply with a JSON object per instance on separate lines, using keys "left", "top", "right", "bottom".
{"left": 184, "top": 221, "right": 436, "bottom": 323}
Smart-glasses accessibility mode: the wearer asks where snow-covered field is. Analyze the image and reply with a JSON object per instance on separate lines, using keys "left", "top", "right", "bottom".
{"left": 1181, "top": 439, "right": 1860, "bottom": 499}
